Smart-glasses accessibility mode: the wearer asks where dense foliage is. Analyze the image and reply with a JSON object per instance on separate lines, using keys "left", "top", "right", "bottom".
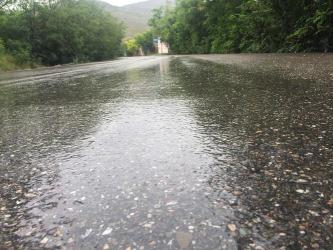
{"left": 149, "top": 0, "right": 333, "bottom": 54}
{"left": 125, "top": 39, "right": 140, "bottom": 56}
{"left": 0, "top": 0, "right": 124, "bottom": 69}
{"left": 125, "top": 30, "right": 155, "bottom": 56}
{"left": 135, "top": 31, "right": 155, "bottom": 54}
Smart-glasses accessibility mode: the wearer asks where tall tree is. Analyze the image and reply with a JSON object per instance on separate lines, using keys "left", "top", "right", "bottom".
{"left": 148, "top": 0, "right": 333, "bottom": 53}
{"left": 0, "top": 0, "right": 16, "bottom": 9}
{"left": 0, "top": 0, "right": 125, "bottom": 67}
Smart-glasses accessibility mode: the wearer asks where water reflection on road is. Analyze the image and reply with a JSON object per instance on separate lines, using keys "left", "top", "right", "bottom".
{"left": 0, "top": 55, "right": 332, "bottom": 249}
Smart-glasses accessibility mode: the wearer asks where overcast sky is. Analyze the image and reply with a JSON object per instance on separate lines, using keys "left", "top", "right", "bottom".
{"left": 102, "top": 0, "right": 146, "bottom": 6}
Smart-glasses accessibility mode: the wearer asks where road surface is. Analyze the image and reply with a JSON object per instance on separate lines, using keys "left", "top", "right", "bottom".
{"left": 0, "top": 55, "right": 332, "bottom": 249}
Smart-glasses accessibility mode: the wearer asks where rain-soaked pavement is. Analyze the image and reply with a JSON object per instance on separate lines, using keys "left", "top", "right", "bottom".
{"left": 0, "top": 55, "right": 332, "bottom": 250}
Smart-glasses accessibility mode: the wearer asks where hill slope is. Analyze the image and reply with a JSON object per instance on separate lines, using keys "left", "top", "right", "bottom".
{"left": 99, "top": 0, "right": 173, "bottom": 38}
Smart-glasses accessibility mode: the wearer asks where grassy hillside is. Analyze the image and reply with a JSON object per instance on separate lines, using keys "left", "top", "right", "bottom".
{"left": 99, "top": 0, "right": 174, "bottom": 38}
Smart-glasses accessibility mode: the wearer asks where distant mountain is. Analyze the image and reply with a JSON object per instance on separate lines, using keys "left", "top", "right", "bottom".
{"left": 98, "top": 0, "right": 174, "bottom": 38}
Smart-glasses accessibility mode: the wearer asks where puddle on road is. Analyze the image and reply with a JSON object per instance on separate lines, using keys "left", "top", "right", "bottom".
{"left": 0, "top": 56, "right": 332, "bottom": 249}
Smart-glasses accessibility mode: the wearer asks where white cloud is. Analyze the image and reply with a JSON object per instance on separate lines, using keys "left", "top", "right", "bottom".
{"left": 102, "top": 0, "right": 146, "bottom": 6}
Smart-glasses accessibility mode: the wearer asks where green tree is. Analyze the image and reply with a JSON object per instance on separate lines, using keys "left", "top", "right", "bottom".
{"left": 148, "top": 0, "right": 333, "bottom": 54}
{"left": 0, "top": 0, "right": 16, "bottom": 9}
{"left": 0, "top": 0, "right": 125, "bottom": 69}
{"left": 135, "top": 31, "right": 155, "bottom": 55}
{"left": 125, "top": 39, "right": 140, "bottom": 56}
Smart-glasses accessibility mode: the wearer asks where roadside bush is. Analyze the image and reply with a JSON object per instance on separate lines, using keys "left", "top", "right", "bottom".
{"left": 125, "top": 39, "right": 140, "bottom": 56}
{"left": 0, "top": 39, "right": 15, "bottom": 71}
{"left": 5, "top": 39, "right": 31, "bottom": 65}
{"left": 0, "top": 38, "right": 32, "bottom": 70}
{"left": 0, "top": 39, "right": 5, "bottom": 55}
{"left": 0, "top": 54, "right": 16, "bottom": 71}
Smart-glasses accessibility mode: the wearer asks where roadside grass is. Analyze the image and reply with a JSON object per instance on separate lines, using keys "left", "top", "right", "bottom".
{"left": 0, "top": 53, "right": 33, "bottom": 72}
{"left": 0, "top": 54, "right": 18, "bottom": 71}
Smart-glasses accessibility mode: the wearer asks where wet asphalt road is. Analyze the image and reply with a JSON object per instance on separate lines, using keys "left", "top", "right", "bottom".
{"left": 0, "top": 55, "right": 332, "bottom": 250}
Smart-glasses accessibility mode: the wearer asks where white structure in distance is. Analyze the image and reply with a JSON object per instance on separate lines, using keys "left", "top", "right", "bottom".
{"left": 154, "top": 37, "right": 169, "bottom": 54}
